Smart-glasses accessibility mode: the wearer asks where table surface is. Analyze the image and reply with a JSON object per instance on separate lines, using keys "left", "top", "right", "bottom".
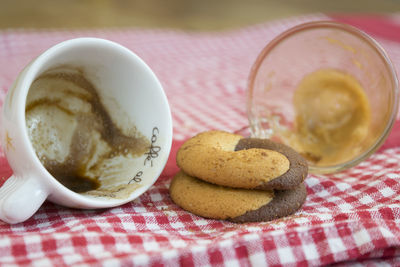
{"left": 0, "top": 0, "right": 399, "bottom": 30}
{"left": 1, "top": 7, "right": 400, "bottom": 267}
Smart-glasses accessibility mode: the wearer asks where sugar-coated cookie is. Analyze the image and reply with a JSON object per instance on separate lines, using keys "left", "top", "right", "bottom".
{"left": 169, "top": 171, "right": 306, "bottom": 222}
{"left": 176, "top": 130, "right": 307, "bottom": 190}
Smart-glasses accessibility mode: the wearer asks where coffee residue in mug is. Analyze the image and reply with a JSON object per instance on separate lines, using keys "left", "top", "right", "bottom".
{"left": 25, "top": 67, "right": 150, "bottom": 193}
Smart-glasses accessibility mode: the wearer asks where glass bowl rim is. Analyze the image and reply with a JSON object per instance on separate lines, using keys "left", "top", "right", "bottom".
{"left": 246, "top": 20, "right": 399, "bottom": 174}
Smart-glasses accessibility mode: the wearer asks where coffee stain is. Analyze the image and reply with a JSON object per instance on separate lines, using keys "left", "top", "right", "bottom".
{"left": 5, "top": 131, "right": 14, "bottom": 152}
{"left": 82, "top": 183, "right": 142, "bottom": 199}
{"left": 352, "top": 58, "right": 363, "bottom": 69}
{"left": 324, "top": 36, "right": 356, "bottom": 54}
{"left": 25, "top": 67, "right": 150, "bottom": 193}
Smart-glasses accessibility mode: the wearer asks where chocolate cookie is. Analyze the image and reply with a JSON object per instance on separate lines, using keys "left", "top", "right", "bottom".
{"left": 176, "top": 130, "right": 307, "bottom": 190}
{"left": 169, "top": 171, "right": 306, "bottom": 222}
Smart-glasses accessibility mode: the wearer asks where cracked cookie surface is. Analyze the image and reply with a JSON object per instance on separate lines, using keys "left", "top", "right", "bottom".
{"left": 177, "top": 130, "right": 307, "bottom": 190}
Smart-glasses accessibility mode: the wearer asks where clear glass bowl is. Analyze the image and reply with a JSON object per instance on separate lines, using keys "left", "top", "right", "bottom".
{"left": 247, "top": 21, "right": 399, "bottom": 174}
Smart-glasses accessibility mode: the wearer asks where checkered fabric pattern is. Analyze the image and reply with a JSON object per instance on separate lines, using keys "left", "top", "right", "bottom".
{"left": 1, "top": 14, "right": 400, "bottom": 266}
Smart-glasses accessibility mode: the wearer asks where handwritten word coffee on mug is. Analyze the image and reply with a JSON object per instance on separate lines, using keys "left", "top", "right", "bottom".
{"left": 25, "top": 67, "right": 150, "bottom": 194}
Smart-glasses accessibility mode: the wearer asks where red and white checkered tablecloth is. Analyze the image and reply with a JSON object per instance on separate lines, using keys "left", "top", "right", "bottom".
{"left": 1, "top": 13, "right": 400, "bottom": 266}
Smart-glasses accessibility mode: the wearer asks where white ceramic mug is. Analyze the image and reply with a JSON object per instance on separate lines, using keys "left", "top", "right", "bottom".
{"left": 0, "top": 38, "right": 173, "bottom": 224}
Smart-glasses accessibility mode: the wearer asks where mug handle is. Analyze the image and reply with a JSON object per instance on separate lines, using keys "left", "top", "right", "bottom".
{"left": 0, "top": 175, "right": 48, "bottom": 224}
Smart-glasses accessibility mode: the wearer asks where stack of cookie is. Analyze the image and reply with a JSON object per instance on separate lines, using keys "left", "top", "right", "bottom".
{"left": 169, "top": 130, "right": 308, "bottom": 223}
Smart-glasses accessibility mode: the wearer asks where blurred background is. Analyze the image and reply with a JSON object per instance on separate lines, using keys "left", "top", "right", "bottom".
{"left": 0, "top": 0, "right": 399, "bottom": 31}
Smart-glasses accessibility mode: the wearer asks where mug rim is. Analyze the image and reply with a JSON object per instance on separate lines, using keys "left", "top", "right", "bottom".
{"left": 247, "top": 21, "right": 399, "bottom": 173}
